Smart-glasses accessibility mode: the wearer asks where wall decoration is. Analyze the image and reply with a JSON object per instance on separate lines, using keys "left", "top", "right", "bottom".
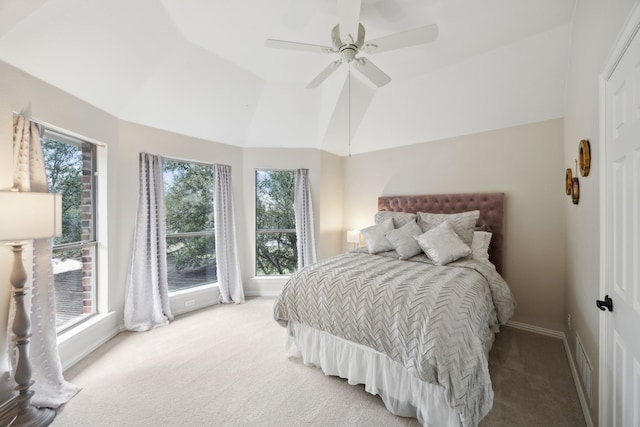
{"left": 572, "top": 175, "right": 580, "bottom": 204}
{"left": 565, "top": 168, "right": 573, "bottom": 195}
{"left": 579, "top": 139, "right": 591, "bottom": 177}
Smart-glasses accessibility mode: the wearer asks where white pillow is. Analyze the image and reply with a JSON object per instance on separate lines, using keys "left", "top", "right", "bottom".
{"left": 415, "top": 221, "right": 471, "bottom": 265}
{"left": 374, "top": 211, "right": 417, "bottom": 228}
{"left": 385, "top": 221, "right": 423, "bottom": 259}
{"left": 417, "top": 210, "right": 480, "bottom": 246}
{"left": 471, "top": 231, "right": 492, "bottom": 261}
{"left": 361, "top": 218, "right": 395, "bottom": 254}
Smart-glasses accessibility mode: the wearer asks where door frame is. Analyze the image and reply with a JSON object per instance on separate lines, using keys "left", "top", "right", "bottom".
{"left": 598, "top": 3, "right": 640, "bottom": 425}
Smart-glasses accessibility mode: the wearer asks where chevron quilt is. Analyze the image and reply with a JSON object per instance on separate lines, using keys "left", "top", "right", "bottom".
{"left": 273, "top": 250, "right": 515, "bottom": 426}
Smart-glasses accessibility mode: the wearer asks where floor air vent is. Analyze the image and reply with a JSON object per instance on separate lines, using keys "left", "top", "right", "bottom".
{"left": 575, "top": 333, "right": 593, "bottom": 406}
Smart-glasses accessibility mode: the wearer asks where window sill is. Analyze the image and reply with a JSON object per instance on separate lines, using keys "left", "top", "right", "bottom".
{"left": 57, "top": 311, "right": 119, "bottom": 370}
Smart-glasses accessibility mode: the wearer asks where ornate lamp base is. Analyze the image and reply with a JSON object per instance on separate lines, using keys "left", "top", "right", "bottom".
{"left": 11, "top": 406, "right": 55, "bottom": 427}
{"left": 8, "top": 243, "right": 56, "bottom": 427}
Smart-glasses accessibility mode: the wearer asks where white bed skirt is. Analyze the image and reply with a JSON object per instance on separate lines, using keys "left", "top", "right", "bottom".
{"left": 286, "top": 321, "right": 462, "bottom": 427}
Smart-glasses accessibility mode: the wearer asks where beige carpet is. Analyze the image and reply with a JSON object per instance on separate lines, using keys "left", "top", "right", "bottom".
{"left": 52, "top": 297, "right": 585, "bottom": 426}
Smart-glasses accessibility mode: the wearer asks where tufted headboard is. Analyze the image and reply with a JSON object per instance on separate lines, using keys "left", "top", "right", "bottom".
{"left": 378, "top": 192, "right": 505, "bottom": 274}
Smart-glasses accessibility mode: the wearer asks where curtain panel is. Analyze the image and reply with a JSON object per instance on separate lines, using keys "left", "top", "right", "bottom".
{"left": 10, "top": 115, "right": 81, "bottom": 407}
{"left": 294, "top": 168, "right": 317, "bottom": 269}
{"left": 124, "top": 153, "right": 173, "bottom": 332}
{"left": 213, "top": 164, "right": 244, "bottom": 304}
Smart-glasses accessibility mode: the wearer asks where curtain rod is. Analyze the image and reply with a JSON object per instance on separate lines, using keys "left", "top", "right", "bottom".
{"left": 13, "top": 112, "right": 107, "bottom": 148}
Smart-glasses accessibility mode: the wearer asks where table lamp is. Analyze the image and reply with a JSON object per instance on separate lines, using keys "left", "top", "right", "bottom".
{"left": 346, "top": 229, "right": 360, "bottom": 249}
{"left": 0, "top": 190, "right": 62, "bottom": 427}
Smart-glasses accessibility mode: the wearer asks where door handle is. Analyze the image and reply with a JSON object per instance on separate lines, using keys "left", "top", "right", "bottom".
{"left": 596, "top": 295, "right": 613, "bottom": 312}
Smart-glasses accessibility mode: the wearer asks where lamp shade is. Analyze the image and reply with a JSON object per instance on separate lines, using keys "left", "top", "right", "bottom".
{"left": 346, "top": 229, "right": 361, "bottom": 244}
{"left": 0, "top": 191, "right": 62, "bottom": 241}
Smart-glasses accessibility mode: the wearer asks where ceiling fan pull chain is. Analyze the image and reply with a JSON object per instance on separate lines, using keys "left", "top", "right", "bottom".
{"left": 348, "top": 62, "right": 352, "bottom": 157}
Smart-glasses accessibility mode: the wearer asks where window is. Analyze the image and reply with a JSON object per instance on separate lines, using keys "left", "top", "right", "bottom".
{"left": 43, "top": 129, "right": 97, "bottom": 331}
{"left": 163, "top": 159, "right": 216, "bottom": 291}
{"left": 255, "top": 170, "right": 296, "bottom": 276}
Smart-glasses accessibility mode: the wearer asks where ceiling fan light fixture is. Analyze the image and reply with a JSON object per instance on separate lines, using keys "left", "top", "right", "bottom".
{"left": 265, "top": 0, "right": 438, "bottom": 88}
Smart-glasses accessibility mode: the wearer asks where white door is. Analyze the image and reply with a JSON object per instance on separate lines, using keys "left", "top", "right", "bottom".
{"left": 600, "top": 7, "right": 640, "bottom": 427}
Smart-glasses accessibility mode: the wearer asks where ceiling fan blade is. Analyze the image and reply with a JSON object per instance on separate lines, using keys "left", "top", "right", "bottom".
{"left": 362, "top": 24, "right": 438, "bottom": 54}
{"left": 265, "top": 39, "right": 333, "bottom": 54}
{"left": 307, "top": 60, "right": 343, "bottom": 88}
{"left": 353, "top": 57, "right": 391, "bottom": 87}
{"left": 337, "top": 0, "right": 361, "bottom": 44}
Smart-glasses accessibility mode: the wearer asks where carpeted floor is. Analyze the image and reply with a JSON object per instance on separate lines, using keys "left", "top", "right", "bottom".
{"left": 51, "top": 297, "right": 585, "bottom": 426}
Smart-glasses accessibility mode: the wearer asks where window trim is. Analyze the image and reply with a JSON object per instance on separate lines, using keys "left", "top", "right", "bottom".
{"left": 41, "top": 126, "right": 101, "bottom": 334}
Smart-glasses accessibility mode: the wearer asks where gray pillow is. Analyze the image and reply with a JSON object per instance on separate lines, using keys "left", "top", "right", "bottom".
{"left": 374, "top": 211, "right": 417, "bottom": 228}
{"left": 471, "top": 231, "right": 492, "bottom": 261}
{"left": 385, "top": 221, "right": 423, "bottom": 259}
{"left": 361, "top": 218, "right": 395, "bottom": 254}
{"left": 417, "top": 210, "right": 480, "bottom": 246}
{"left": 415, "top": 221, "right": 471, "bottom": 265}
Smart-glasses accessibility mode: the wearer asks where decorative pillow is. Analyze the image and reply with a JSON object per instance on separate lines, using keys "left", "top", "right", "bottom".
{"left": 361, "top": 218, "right": 395, "bottom": 254}
{"left": 415, "top": 221, "right": 471, "bottom": 265}
{"left": 417, "top": 210, "right": 480, "bottom": 246}
{"left": 471, "top": 231, "right": 492, "bottom": 261}
{"left": 385, "top": 221, "right": 423, "bottom": 259}
{"left": 374, "top": 211, "right": 417, "bottom": 228}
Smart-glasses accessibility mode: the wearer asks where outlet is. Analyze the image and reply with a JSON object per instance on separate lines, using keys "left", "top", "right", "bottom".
{"left": 567, "top": 313, "right": 571, "bottom": 329}
{"left": 185, "top": 299, "right": 195, "bottom": 307}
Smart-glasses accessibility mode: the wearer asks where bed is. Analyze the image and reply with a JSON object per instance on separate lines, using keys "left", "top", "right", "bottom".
{"left": 273, "top": 193, "right": 516, "bottom": 427}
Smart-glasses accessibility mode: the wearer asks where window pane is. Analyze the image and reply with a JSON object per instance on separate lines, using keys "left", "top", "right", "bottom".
{"left": 53, "top": 246, "right": 95, "bottom": 328}
{"left": 163, "top": 159, "right": 216, "bottom": 292}
{"left": 256, "top": 232, "right": 297, "bottom": 276}
{"left": 164, "top": 160, "right": 214, "bottom": 233}
{"left": 167, "top": 235, "right": 217, "bottom": 291}
{"left": 43, "top": 131, "right": 97, "bottom": 331}
{"left": 255, "top": 170, "right": 295, "bottom": 230}
{"left": 255, "top": 170, "right": 296, "bottom": 276}
{"left": 42, "top": 137, "right": 88, "bottom": 244}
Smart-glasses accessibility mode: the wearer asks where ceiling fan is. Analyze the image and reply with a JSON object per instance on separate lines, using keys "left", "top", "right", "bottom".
{"left": 265, "top": 0, "right": 438, "bottom": 88}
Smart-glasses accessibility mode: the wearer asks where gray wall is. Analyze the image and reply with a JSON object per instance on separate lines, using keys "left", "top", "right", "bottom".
{"left": 342, "top": 119, "right": 566, "bottom": 331}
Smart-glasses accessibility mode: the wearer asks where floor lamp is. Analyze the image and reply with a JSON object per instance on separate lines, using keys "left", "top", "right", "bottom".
{"left": 0, "top": 190, "right": 61, "bottom": 427}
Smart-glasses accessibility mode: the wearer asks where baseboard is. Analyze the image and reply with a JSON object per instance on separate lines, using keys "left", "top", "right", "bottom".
{"left": 169, "top": 285, "right": 219, "bottom": 316}
{"left": 244, "top": 290, "right": 280, "bottom": 297}
{"left": 505, "top": 320, "right": 564, "bottom": 339}
{"left": 506, "top": 320, "right": 594, "bottom": 427}
{"left": 562, "top": 335, "right": 595, "bottom": 427}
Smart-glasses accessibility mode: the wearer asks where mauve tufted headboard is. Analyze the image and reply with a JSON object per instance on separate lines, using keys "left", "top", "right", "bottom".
{"left": 378, "top": 192, "right": 505, "bottom": 274}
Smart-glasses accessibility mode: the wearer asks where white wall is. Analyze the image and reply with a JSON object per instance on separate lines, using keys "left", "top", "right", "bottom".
{"left": 563, "top": 0, "right": 637, "bottom": 424}
{"left": 343, "top": 119, "right": 566, "bottom": 331}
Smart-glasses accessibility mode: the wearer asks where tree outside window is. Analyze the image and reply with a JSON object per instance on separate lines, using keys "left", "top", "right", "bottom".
{"left": 163, "top": 159, "right": 216, "bottom": 291}
{"left": 255, "top": 170, "right": 296, "bottom": 276}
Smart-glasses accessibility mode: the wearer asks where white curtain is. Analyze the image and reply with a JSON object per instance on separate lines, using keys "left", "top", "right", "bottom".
{"left": 10, "top": 115, "right": 81, "bottom": 407}
{"left": 294, "top": 168, "right": 317, "bottom": 269}
{"left": 124, "top": 153, "right": 173, "bottom": 331}
{"left": 213, "top": 164, "right": 244, "bottom": 304}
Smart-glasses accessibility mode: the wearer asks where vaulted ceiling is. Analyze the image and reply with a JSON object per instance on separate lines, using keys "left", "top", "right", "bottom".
{"left": 0, "top": 0, "right": 575, "bottom": 155}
